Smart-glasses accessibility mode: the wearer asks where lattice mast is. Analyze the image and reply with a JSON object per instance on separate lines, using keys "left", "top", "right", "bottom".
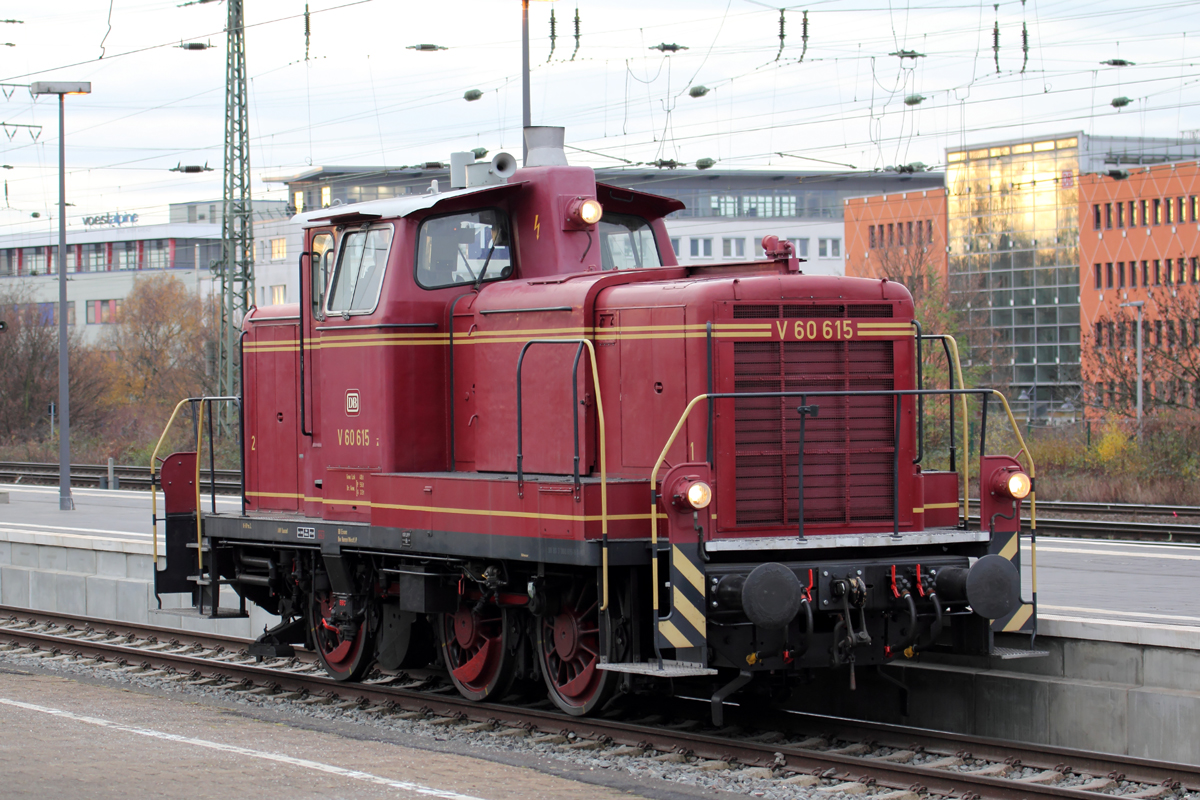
{"left": 217, "top": 0, "right": 253, "bottom": 428}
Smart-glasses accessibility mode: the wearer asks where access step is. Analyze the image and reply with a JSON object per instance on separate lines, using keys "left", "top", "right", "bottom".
{"left": 598, "top": 659, "right": 717, "bottom": 677}
{"left": 151, "top": 606, "right": 249, "bottom": 620}
{"left": 993, "top": 646, "right": 1050, "bottom": 660}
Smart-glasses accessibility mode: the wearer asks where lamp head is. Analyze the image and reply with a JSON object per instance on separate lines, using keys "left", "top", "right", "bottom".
{"left": 30, "top": 81, "right": 91, "bottom": 96}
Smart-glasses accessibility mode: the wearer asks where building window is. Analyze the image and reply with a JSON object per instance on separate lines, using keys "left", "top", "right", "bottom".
{"left": 1154, "top": 259, "right": 1162, "bottom": 285}
{"left": 1191, "top": 196, "right": 1198, "bottom": 222}
{"left": 1094, "top": 263, "right": 1102, "bottom": 289}
{"left": 926, "top": 220, "right": 934, "bottom": 243}
{"left": 1141, "top": 199, "right": 1149, "bottom": 226}
{"left": 690, "top": 238, "right": 712, "bottom": 258}
{"left": 817, "top": 238, "right": 840, "bottom": 258}
{"left": 1105, "top": 203, "right": 1113, "bottom": 229}
{"left": 1141, "top": 260, "right": 1149, "bottom": 286}
{"left": 1192, "top": 256, "right": 1199, "bottom": 284}
{"left": 1155, "top": 320, "right": 1163, "bottom": 347}
{"left": 869, "top": 226, "right": 876, "bottom": 248}
{"left": 86, "top": 299, "right": 121, "bottom": 325}
{"left": 1094, "top": 321, "right": 1103, "bottom": 349}
{"left": 271, "top": 285, "right": 287, "bottom": 305}
{"left": 1118, "top": 262, "right": 1125, "bottom": 288}
{"left": 1180, "top": 258, "right": 1189, "bottom": 285}
{"left": 787, "top": 238, "right": 809, "bottom": 258}
{"left": 722, "top": 238, "right": 745, "bottom": 258}
{"left": 1093, "top": 204, "right": 1101, "bottom": 230}
{"left": 1129, "top": 200, "right": 1137, "bottom": 226}
{"left": 1154, "top": 199, "right": 1162, "bottom": 225}
{"left": 670, "top": 237, "right": 680, "bottom": 256}
{"left": 271, "top": 238, "right": 287, "bottom": 261}
{"left": 1105, "top": 262, "right": 1113, "bottom": 289}
{"left": 145, "top": 240, "right": 167, "bottom": 269}
{"left": 1166, "top": 198, "right": 1175, "bottom": 225}
{"left": 293, "top": 190, "right": 304, "bottom": 213}
{"left": 321, "top": 186, "right": 331, "bottom": 208}
{"left": 1116, "top": 202, "right": 1124, "bottom": 228}
{"left": 83, "top": 243, "right": 105, "bottom": 272}
{"left": 906, "top": 221, "right": 913, "bottom": 245}
{"left": 115, "top": 241, "right": 135, "bottom": 271}
{"left": 887, "top": 223, "right": 894, "bottom": 246}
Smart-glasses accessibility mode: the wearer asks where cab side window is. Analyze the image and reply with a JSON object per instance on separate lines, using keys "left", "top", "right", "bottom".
{"left": 415, "top": 208, "right": 513, "bottom": 289}
{"left": 311, "top": 232, "right": 334, "bottom": 320}
{"left": 327, "top": 225, "right": 392, "bottom": 314}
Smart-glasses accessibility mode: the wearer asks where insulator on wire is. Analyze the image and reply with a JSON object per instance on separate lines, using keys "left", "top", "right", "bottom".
{"left": 774, "top": 9, "right": 785, "bottom": 62}
{"left": 571, "top": 7, "right": 581, "bottom": 61}
{"left": 1021, "top": 22, "right": 1028, "bottom": 73}
{"left": 547, "top": 8, "right": 556, "bottom": 63}
{"left": 993, "top": 5, "right": 1000, "bottom": 75}
{"left": 799, "top": 10, "right": 808, "bottom": 63}
{"left": 304, "top": 4, "right": 311, "bottom": 61}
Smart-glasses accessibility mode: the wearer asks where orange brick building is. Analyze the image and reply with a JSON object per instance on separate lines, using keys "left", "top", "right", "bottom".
{"left": 844, "top": 188, "right": 948, "bottom": 291}
{"left": 1079, "top": 160, "right": 1200, "bottom": 414}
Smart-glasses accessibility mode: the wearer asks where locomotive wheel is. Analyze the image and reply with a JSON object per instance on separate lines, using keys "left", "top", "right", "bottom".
{"left": 537, "top": 583, "right": 618, "bottom": 715}
{"left": 439, "top": 601, "right": 518, "bottom": 702}
{"left": 307, "top": 590, "right": 374, "bottom": 682}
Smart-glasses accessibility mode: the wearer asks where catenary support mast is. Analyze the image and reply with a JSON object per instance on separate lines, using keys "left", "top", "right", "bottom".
{"left": 217, "top": 0, "right": 253, "bottom": 431}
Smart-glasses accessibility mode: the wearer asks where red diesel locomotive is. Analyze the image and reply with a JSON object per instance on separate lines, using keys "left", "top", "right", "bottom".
{"left": 153, "top": 127, "right": 1037, "bottom": 722}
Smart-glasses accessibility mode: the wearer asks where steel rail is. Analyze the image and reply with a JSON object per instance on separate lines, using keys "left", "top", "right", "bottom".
{"left": 0, "top": 605, "right": 1195, "bottom": 800}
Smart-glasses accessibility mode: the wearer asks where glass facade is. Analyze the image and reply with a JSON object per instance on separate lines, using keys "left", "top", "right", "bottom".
{"left": 946, "top": 137, "right": 1082, "bottom": 400}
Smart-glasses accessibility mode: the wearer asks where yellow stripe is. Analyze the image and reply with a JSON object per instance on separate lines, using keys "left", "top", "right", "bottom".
{"left": 856, "top": 331, "right": 915, "bottom": 337}
{"left": 244, "top": 492, "right": 656, "bottom": 522}
{"left": 912, "top": 507, "right": 924, "bottom": 514}
{"left": 658, "top": 619, "right": 693, "bottom": 648}
{"left": 672, "top": 587, "right": 707, "bottom": 639}
{"left": 857, "top": 322, "right": 913, "bottom": 328}
{"left": 925, "top": 502, "right": 959, "bottom": 510}
{"left": 998, "top": 533, "right": 1019, "bottom": 562}
{"left": 1002, "top": 603, "right": 1034, "bottom": 631}
{"left": 672, "top": 545, "right": 705, "bottom": 592}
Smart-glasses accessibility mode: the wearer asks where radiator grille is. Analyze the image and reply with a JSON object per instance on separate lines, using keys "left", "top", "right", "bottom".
{"left": 732, "top": 339, "right": 896, "bottom": 527}
{"left": 733, "top": 303, "right": 894, "bottom": 319}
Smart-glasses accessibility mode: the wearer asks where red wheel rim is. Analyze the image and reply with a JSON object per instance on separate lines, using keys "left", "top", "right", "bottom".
{"left": 313, "top": 593, "right": 366, "bottom": 673}
{"left": 443, "top": 606, "right": 506, "bottom": 695}
{"left": 541, "top": 591, "right": 604, "bottom": 709}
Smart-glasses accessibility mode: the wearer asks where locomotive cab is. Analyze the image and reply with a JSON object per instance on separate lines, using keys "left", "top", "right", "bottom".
{"left": 153, "top": 126, "right": 1038, "bottom": 724}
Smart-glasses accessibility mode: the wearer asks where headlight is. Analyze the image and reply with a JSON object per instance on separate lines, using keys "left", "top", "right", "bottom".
{"left": 567, "top": 196, "right": 603, "bottom": 226}
{"left": 686, "top": 481, "right": 712, "bottom": 509}
{"left": 579, "top": 198, "right": 603, "bottom": 224}
{"left": 1006, "top": 471, "right": 1032, "bottom": 500}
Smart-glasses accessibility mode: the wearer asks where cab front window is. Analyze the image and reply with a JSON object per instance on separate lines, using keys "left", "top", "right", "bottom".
{"left": 416, "top": 208, "right": 513, "bottom": 289}
{"left": 327, "top": 225, "right": 392, "bottom": 314}
{"left": 598, "top": 212, "right": 662, "bottom": 271}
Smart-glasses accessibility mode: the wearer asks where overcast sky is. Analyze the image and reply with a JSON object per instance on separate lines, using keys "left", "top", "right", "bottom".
{"left": 0, "top": 0, "right": 1196, "bottom": 235}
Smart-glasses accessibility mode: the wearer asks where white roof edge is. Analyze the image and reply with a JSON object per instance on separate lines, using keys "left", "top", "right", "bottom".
{"left": 291, "top": 182, "right": 522, "bottom": 227}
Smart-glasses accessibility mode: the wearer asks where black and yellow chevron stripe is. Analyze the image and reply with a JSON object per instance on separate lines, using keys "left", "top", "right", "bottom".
{"left": 656, "top": 543, "right": 708, "bottom": 649}
{"left": 989, "top": 528, "right": 1034, "bottom": 632}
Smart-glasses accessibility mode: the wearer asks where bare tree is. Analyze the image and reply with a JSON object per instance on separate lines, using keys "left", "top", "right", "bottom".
{"left": 1085, "top": 286, "right": 1200, "bottom": 414}
{"left": 0, "top": 285, "right": 109, "bottom": 440}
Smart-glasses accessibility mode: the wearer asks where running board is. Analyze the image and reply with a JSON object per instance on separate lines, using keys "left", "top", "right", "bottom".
{"left": 993, "top": 646, "right": 1050, "bottom": 660}
{"left": 598, "top": 659, "right": 717, "bottom": 677}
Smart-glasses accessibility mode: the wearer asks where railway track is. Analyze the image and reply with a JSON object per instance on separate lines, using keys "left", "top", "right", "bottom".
{"left": 4, "top": 461, "right": 1200, "bottom": 543}
{"left": 0, "top": 605, "right": 1194, "bottom": 800}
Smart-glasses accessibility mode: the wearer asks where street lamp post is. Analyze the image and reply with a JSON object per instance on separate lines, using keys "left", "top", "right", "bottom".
{"left": 521, "top": 0, "right": 531, "bottom": 164}
{"left": 30, "top": 81, "right": 91, "bottom": 511}
{"left": 1119, "top": 301, "right": 1144, "bottom": 444}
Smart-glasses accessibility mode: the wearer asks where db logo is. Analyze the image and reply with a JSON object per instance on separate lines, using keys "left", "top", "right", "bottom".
{"left": 345, "top": 390, "right": 360, "bottom": 416}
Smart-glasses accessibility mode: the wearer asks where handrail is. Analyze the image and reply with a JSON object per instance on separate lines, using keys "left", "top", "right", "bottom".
{"left": 513, "top": 338, "right": 610, "bottom": 611}
{"left": 149, "top": 395, "right": 241, "bottom": 571}
{"left": 648, "top": 385, "right": 1036, "bottom": 629}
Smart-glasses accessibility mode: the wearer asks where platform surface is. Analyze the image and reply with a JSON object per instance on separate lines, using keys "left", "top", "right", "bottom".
{"left": 2, "top": 482, "right": 1199, "bottom": 647}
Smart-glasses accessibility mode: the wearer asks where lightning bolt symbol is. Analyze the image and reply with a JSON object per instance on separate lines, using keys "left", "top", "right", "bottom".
{"left": 534, "top": 214, "right": 540, "bottom": 240}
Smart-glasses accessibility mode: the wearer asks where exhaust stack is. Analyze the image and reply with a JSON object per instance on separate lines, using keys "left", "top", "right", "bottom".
{"left": 523, "top": 126, "right": 569, "bottom": 167}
